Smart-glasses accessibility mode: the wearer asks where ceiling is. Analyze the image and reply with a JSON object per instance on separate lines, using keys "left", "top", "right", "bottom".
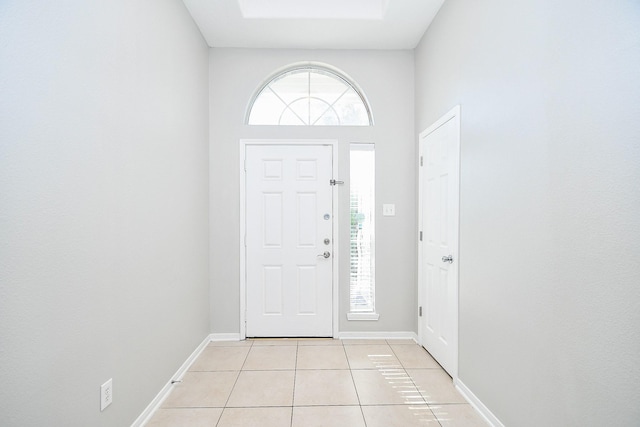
{"left": 182, "top": 0, "right": 445, "bottom": 50}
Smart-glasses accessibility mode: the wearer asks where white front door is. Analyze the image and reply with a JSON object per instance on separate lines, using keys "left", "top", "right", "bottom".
{"left": 245, "top": 144, "right": 333, "bottom": 337}
{"left": 418, "top": 106, "right": 460, "bottom": 377}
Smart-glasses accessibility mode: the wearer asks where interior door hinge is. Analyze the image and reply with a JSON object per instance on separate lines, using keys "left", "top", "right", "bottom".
{"left": 420, "top": 156, "right": 423, "bottom": 167}
{"left": 419, "top": 231, "right": 423, "bottom": 241}
{"left": 330, "top": 179, "right": 344, "bottom": 186}
{"left": 419, "top": 306, "right": 423, "bottom": 317}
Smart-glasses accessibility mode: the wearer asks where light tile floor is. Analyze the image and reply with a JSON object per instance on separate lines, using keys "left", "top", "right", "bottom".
{"left": 146, "top": 339, "right": 488, "bottom": 427}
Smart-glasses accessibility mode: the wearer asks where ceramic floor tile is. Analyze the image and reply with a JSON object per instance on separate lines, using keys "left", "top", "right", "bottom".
{"left": 297, "top": 338, "right": 342, "bottom": 346}
{"left": 351, "top": 369, "right": 426, "bottom": 406}
{"left": 242, "top": 345, "right": 297, "bottom": 370}
{"left": 250, "top": 338, "right": 298, "bottom": 346}
{"left": 406, "top": 369, "right": 467, "bottom": 404}
{"left": 217, "top": 407, "right": 292, "bottom": 427}
{"left": 361, "top": 404, "right": 440, "bottom": 427}
{"left": 430, "top": 404, "right": 489, "bottom": 426}
{"left": 386, "top": 339, "right": 418, "bottom": 345}
{"left": 391, "top": 344, "right": 440, "bottom": 369}
{"left": 149, "top": 336, "right": 490, "bottom": 427}
{"left": 162, "top": 371, "right": 238, "bottom": 408}
{"left": 293, "top": 369, "right": 359, "bottom": 406}
{"left": 145, "top": 408, "right": 223, "bottom": 427}
{"left": 226, "top": 370, "right": 295, "bottom": 407}
{"left": 292, "top": 406, "right": 366, "bottom": 427}
{"left": 189, "top": 346, "right": 250, "bottom": 371}
{"left": 208, "top": 340, "right": 254, "bottom": 347}
{"left": 344, "top": 344, "right": 402, "bottom": 369}
{"left": 296, "top": 345, "right": 349, "bottom": 369}
{"left": 341, "top": 339, "right": 388, "bottom": 345}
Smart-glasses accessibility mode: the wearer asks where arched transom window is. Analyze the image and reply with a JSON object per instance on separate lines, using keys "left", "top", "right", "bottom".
{"left": 247, "top": 66, "right": 373, "bottom": 126}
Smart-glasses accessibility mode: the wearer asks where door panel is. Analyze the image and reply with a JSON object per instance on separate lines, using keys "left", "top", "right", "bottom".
{"left": 419, "top": 107, "right": 460, "bottom": 377}
{"left": 263, "top": 193, "right": 283, "bottom": 247}
{"left": 263, "top": 266, "right": 283, "bottom": 314}
{"left": 245, "top": 144, "right": 333, "bottom": 337}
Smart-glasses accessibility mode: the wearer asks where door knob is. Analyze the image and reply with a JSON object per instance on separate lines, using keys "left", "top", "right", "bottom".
{"left": 318, "top": 251, "right": 331, "bottom": 259}
{"left": 442, "top": 255, "right": 453, "bottom": 263}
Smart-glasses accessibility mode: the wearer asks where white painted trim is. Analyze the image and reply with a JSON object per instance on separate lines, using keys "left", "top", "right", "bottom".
{"left": 239, "top": 139, "right": 340, "bottom": 339}
{"left": 455, "top": 378, "right": 504, "bottom": 427}
{"left": 346, "top": 312, "right": 380, "bottom": 321}
{"left": 240, "top": 141, "right": 247, "bottom": 340}
{"left": 337, "top": 331, "right": 418, "bottom": 341}
{"left": 331, "top": 140, "right": 340, "bottom": 338}
{"left": 131, "top": 334, "right": 213, "bottom": 427}
{"left": 210, "top": 333, "right": 242, "bottom": 342}
{"left": 417, "top": 104, "right": 461, "bottom": 378}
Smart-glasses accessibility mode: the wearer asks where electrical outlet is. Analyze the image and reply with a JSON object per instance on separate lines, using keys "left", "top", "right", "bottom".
{"left": 100, "top": 379, "right": 113, "bottom": 411}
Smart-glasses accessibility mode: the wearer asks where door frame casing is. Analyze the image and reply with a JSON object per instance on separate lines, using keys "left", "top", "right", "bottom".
{"left": 417, "top": 105, "right": 461, "bottom": 378}
{"left": 239, "top": 139, "right": 340, "bottom": 339}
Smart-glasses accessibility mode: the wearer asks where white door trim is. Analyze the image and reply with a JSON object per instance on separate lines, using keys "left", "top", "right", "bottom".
{"left": 239, "top": 139, "right": 340, "bottom": 339}
{"left": 418, "top": 105, "right": 461, "bottom": 378}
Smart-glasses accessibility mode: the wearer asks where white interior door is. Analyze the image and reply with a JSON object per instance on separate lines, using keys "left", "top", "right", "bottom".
{"left": 418, "top": 106, "right": 460, "bottom": 377}
{"left": 245, "top": 144, "right": 333, "bottom": 337}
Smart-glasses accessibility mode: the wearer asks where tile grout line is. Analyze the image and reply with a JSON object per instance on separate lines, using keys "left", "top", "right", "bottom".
{"left": 289, "top": 341, "right": 299, "bottom": 427}
{"left": 213, "top": 340, "right": 254, "bottom": 427}
{"left": 388, "top": 343, "right": 443, "bottom": 427}
{"left": 341, "top": 341, "right": 369, "bottom": 427}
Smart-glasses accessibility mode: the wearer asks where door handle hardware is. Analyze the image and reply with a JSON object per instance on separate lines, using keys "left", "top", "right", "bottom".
{"left": 317, "top": 251, "right": 331, "bottom": 259}
{"left": 324, "top": 238, "right": 331, "bottom": 245}
{"left": 330, "top": 179, "right": 344, "bottom": 186}
{"left": 442, "top": 255, "right": 453, "bottom": 264}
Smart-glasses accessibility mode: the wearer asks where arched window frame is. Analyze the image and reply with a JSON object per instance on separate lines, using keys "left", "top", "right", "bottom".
{"left": 246, "top": 63, "right": 374, "bottom": 126}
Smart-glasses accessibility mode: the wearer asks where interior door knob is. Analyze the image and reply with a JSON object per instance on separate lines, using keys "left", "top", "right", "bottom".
{"left": 442, "top": 255, "right": 453, "bottom": 263}
{"left": 318, "top": 251, "right": 331, "bottom": 259}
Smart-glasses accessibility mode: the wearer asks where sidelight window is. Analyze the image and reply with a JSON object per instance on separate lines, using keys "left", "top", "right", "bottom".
{"left": 348, "top": 143, "right": 377, "bottom": 318}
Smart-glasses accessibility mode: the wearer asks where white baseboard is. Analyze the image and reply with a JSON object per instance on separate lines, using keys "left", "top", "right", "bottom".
{"left": 210, "top": 333, "right": 241, "bottom": 342}
{"left": 454, "top": 378, "right": 504, "bottom": 427}
{"left": 212, "top": 331, "right": 417, "bottom": 342}
{"left": 337, "top": 331, "right": 418, "bottom": 341}
{"left": 131, "top": 334, "right": 213, "bottom": 427}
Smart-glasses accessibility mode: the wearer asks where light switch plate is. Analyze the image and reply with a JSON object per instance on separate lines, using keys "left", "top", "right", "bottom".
{"left": 382, "top": 204, "right": 395, "bottom": 216}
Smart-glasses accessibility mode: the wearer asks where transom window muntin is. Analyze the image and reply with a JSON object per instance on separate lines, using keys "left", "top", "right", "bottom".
{"left": 247, "top": 66, "right": 373, "bottom": 126}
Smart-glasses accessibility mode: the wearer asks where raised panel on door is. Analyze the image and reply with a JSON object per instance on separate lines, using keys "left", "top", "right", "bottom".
{"left": 263, "top": 193, "right": 283, "bottom": 247}
{"left": 263, "top": 265, "right": 283, "bottom": 315}
{"left": 297, "top": 265, "right": 317, "bottom": 315}
{"left": 297, "top": 192, "right": 317, "bottom": 247}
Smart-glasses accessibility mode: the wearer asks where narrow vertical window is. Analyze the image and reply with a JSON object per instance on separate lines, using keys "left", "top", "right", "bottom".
{"left": 348, "top": 143, "right": 378, "bottom": 319}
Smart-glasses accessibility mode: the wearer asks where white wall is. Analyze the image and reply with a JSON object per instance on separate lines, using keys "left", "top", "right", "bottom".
{"left": 415, "top": 1, "right": 640, "bottom": 425}
{"left": 0, "top": 1, "right": 210, "bottom": 425}
{"left": 209, "top": 49, "right": 416, "bottom": 335}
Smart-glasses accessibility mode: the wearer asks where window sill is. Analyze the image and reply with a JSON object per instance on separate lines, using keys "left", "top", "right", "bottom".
{"left": 347, "top": 312, "right": 380, "bottom": 321}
